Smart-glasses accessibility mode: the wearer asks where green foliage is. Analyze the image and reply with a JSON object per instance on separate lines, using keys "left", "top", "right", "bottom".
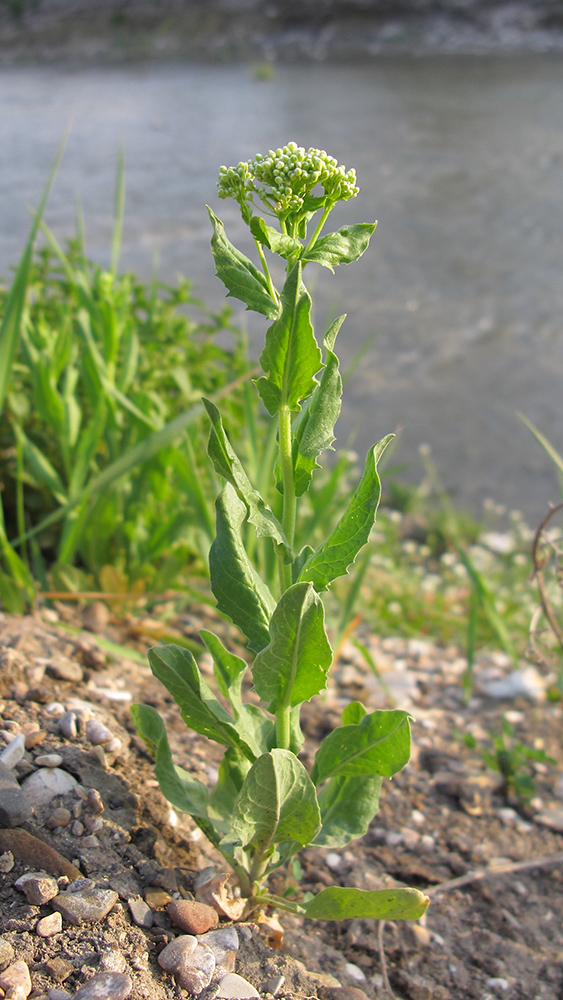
{"left": 0, "top": 173, "right": 248, "bottom": 598}
{"left": 482, "top": 717, "right": 556, "bottom": 805}
{"left": 133, "top": 143, "right": 429, "bottom": 924}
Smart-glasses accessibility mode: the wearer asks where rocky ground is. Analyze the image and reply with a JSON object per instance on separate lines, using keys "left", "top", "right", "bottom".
{"left": 0, "top": 602, "right": 562, "bottom": 1000}
{"left": 3, "top": 0, "right": 563, "bottom": 63}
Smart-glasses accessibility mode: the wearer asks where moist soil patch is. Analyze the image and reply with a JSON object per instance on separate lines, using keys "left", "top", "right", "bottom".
{"left": 0, "top": 606, "right": 562, "bottom": 1000}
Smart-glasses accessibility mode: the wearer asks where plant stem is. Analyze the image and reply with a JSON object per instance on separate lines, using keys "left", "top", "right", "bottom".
{"left": 303, "top": 202, "right": 333, "bottom": 254}
{"left": 254, "top": 239, "right": 279, "bottom": 305}
{"left": 277, "top": 402, "right": 295, "bottom": 594}
{"left": 275, "top": 702, "right": 291, "bottom": 751}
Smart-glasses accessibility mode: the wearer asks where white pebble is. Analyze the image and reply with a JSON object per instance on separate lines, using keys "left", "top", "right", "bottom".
{"left": 486, "top": 978, "right": 511, "bottom": 992}
{"left": 37, "top": 912, "right": 63, "bottom": 937}
{"left": 345, "top": 963, "right": 366, "bottom": 982}
{"left": 325, "top": 853, "right": 342, "bottom": 871}
{"left": 35, "top": 754, "right": 64, "bottom": 768}
{"left": 86, "top": 719, "right": 114, "bottom": 746}
{"left": 0, "top": 733, "right": 26, "bottom": 768}
{"left": 44, "top": 702, "right": 65, "bottom": 716}
{"left": 21, "top": 767, "right": 78, "bottom": 808}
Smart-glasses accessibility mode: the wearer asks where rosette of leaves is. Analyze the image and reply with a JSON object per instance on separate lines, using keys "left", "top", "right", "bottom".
{"left": 133, "top": 143, "right": 429, "bottom": 923}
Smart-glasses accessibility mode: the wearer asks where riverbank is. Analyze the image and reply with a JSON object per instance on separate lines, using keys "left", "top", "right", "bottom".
{"left": 2, "top": 1, "right": 563, "bottom": 64}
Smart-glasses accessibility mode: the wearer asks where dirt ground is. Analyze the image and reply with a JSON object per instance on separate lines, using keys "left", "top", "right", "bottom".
{"left": 0, "top": 603, "right": 562, "bottom": 1000}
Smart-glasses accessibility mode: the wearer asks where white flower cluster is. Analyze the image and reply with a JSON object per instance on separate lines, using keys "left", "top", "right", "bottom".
{"left": 217, "top": 142, "right": 359, "bottom": 220}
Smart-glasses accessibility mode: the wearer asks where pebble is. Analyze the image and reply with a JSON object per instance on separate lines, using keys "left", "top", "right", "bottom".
{"left": 168, "top": 899, "right": 219, "bottom": 934}
{"left": 0, "top": 851, "right": 14, "bottom": 873}
{"left": 57, "top": 711, "right": 78, "bottom": 739}
{"left": 0, "top": 937, "right": 15, "bottom": 971}
{"left": 81, "top": 601, "right": 110, "bottom": 632}
{"left": 72, "top": 972, "right": 132, "bottom": 1000}
{"left": 24, "top": 729, "right": 47, "bottom": 749}
{"left": 105, "top": 737, "right": 123, "bottom": 753}
{"left": 0, "top": 761, "right": 33, "bottom": 827}
{"left": 0, "top": 960, "right": 32, "bottom": 998}
{"left": 47, "top": 990, "right": 73, "bottom": 1000}
{"left": 486, "top": 978, "right": 511, "bottom": 992}
{"left": 481, "top": 666, "right": 546, "bottom": 701}
{"left": 0, "top": 829, "right": 81, "bottom": 880}
{"left": 261, "top": 975, "right": 285, "bottom": 996}
{"left": 325, "top": 852, "right": 343, "bottom": 871}
{"left": 52, "top": 886, "right": 118, "bottom": 925}
{"left": 87, "top": 788, "right": 104, "bottom": 814}
{"left": 35, "top": 754, "right": 64, "bottom": 768}
{"left": 198, "top": 927, "right": 238, "bottom": 974}
{"left": 157, "top": 935, "right": 200, "bottom": 990}
{"left": 321, "top": 991, "right": 369, "bottom": 1000}
{"left": 84, "top": 816, "right": 103, "bottom": 834}
{"left": 71, "top": 821, "right": 84, "bottom": 837}
{"left": 344, "top": 963, "right": 366, "bottom": 983}
{"left": 46, "top": 658, "right": 83, "bottom": 683}
{"left": 36, "top": 912, "right": 63, "bottom": 937}
{"left": 144, "top": 887, "right": 171, "bottom": 908}
{"left": 82, "top": 835, "right": 100, "bottom": 848}
{"left": 44, "top": 702, "right": 65, "bottom": 716}
{"left": 0, "top": 733, "right": 26, "bottom": 768}
{"left": 15, "top": 872, "right": 59, "bottom": 905}
{"left": 534, "top": 807, "right": 563, "bottom": 832}
{"left": 128, "top": 895, "right": 153, "bottom": 929}
{"left": 85, "top": 720, "right": 114, "bottom": 746}
{"left": 21, "top": 767, "right": 78, "bottom": 808}
{"left": 99, "top": 945, "right": 127, "bottom": 973}
{"left": 215, "top": 973, "right": 259, "bottom": 999}
{"left": 46, "top": 807, "right": 72, "bottom": 829}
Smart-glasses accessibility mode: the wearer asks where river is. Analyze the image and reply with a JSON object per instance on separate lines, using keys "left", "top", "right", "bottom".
{"left": 2, "top": 57, "right": 563, "bottom": 521}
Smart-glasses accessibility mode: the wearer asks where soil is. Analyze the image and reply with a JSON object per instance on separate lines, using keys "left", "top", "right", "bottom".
{"left": 0, "top": 602, "right": 562, "bottom": 1000}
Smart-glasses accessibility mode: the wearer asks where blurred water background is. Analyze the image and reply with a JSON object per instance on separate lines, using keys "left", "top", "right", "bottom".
{"left": 1, "top": 56, "right": 563, "bottom": 520}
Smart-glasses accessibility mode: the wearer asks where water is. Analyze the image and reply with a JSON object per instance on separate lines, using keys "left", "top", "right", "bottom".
{"left": 2, "top": 57, "right": 563, "bottom": 522}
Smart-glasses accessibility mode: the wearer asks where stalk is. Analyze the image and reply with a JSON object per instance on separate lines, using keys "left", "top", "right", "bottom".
{"left": 254, "top": 239, "right": 279, "bottom": 306}
{"left": 304, "top": 202, "right": 333, "bottom": 254}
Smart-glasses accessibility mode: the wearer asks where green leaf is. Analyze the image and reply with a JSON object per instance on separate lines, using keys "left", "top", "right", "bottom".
{"left": 253, "top": 582, "right": 332, "bottom": 712}
{"left": 255, "top": 263, "right": 322, "bottom": 416}
{"left": 13, "top": 424, "right": 68, "bottom": 504}
{"left": 147, "top": 643, "right": 256, "bottom": 761}
{"left": 311, "top": 709, "right": 411, "bottom": 785}
{"left": 209, "top": 484, "right": 276, "bottom": 654}
{"left": 292, "top": 316, "right": 345, "bottom": 496}
{"left": 203, "top": 398, "right": 290, "bottom": 554}
{"left": 250, "top": 217, "right": 302, "bottom": 260}
{"left": 291, "top": 545, "right": 314, "bottom": 584}
{"left": 201, "top": 629, "right": 274, "bottom": 757}
{"left": 230, "top": 749, "right": 321, "bottom": 854}
{"left": 207, "top": 208, "right": 279, "bottom": 319}
{"left": 302, "top": 223, "right": 377, "bottom": 272}
{"left": 209, "top": 747, "right": 251, "bottom": 829}
{"left": 303, "top": 886, "right": 429, "bottom": 922}
{"left": 341, "top": 701, "right": 367, "bottom": 726}
{"left": 298, "top": 435, "right": 393, "bottom": 591}
{"left": 130, "top": 703, "right": 210, "bottom": 818}
{"left": 314, "top": 775, "right": 382, "bottom": 848}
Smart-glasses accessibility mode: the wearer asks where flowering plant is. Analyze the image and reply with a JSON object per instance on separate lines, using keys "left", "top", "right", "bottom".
{"left": 132, "top": 144, "right": 429, "bottom": 922}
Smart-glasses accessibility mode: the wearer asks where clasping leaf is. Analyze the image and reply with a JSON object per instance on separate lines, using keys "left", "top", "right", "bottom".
{"left": 302, "top": 222, "right": 377, "bottom": 272}
{"left": 208, "top": 208, "right": 280, "bottom": 319}
{"left": 250, "top": 217, "right": 302, "bottom": 260}
{"left": 298, "top": 434, "right": 393, "bottom": 591}
{"left": 253, "top": 582, "right": 332, "bottom": 712}
{"left": 230, "top": 749, "right": 321, "bottom": 855}
{"left": 311, "top": 708, "right": 411, "bottom": 785}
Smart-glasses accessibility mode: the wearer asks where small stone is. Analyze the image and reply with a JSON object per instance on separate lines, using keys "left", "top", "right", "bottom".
{"left": 84, "top": 816, "right": 103, "bottom": 834}
{"left": 325, "top": 852, "right": 342, "bottom": 871}
{"left": 481, "top": 666, "right": 546, "bottom": 702}
{"left": 128, "top": 895, "right": 153, "bottom": 928}
{"left": 0, "top": 762, "right": 33, "bottom": 827}
{"left": 486, "top": 978, "right": 511, "bottom": 992}
{"left": 410, "top": 924, "right": 431, "bottom": 947}
{"left": 168, "top": 899, "right": 219, "bottom": 935}
{"left": 81, "top": 601, "right": 110, "bottom": 633}
{"left": 261, "top": 975, "right": 285, "bottom": 996}
{"left": 21, "top": 767, "right": 78, "bottom": 808}
{"left": 15, "top": 872, "right": 59, "bottom": 905}
{"left": 52, "top": 886, "right": 118, "bottom": 925}
{"left": 36, "top": 912, "right": 63, "bottom": 937}
{"left": 82, "top": 835, "right": 100, "bottom": 848}
{"left": 145, "top": 887, "right": 172, "bottom": 908}
{"left": 0, "top": 829, "right": 81, "bottom": 880}
{"left": 0, "top": 851, "right": 14, "bottom": 873}
{"left": 87, "top": 788, "right": 104, "bottom": 814}
{"left": 105, "top": 737, "right": 122, "bottom": 753}
{"left": 534, "top": 807, "right": 563, "bottom": 832}
{"left": 47, "top": 990, "right": 73, "bottom": 1000}
{"left": 45, "top": 956, "right": 74, "bottom": 982}
{"left": 0, "top": 937, "right": 15, "bottom": 971}
{"left": 198, "top": 927, "right": 238, "bottom": 974}
{"left": 44, "top": 702, "right": 65, "bottom": 716}
{"left": 344, "top": 964, "right": 366, "bottom": 983}
{"left": 157, "top": 936, "right": 200, "bottom": 990}
{"left": 321, "top": 990, "right": 369, "bottom": 1000}
{"left": 86, "top": 720, "right": 114, "bottom": 746}
{"left": 0, "top": 961, "right": 32, "bottom": 998}
{"left": 71, "top": 821, "right": 84, "bottom": 837}
{"left": 35, "top": 755, "right": 64, "bottom": 768}
{"left": 99, "top": 946, "right": 127, "bottom": 974}
{"left": 73, "top": 972, "right": 132, "bottom": 999}
{"left": 46, "top": 659, "right": 83, "bottom": 683}
{"left": 46, "top": 808, "right": 72, "bottom": 829}
{"left": 216, "top": 973, "right": 260, "bottom": 999}
{"left": 0, "top": 733, "right": 26, "bottom": 768}
{"left": 58, "top": 712, "right": 78, "bottom": 740}
{"left": 24, "top": 730, "right": 47, "bottom": 749}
